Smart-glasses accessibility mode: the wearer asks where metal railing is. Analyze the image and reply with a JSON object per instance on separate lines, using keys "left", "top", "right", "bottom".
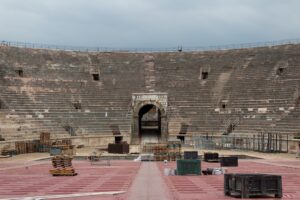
{"left": 1, "top": 38, "right": 300, "bottom": 53}
{"left": 192, "top": 133, "right": 289, "bottom": 153}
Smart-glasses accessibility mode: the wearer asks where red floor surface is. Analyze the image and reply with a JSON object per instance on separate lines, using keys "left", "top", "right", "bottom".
{"left": 158, "top": 159, "right": 300, "bottom": 199}
{"left": 1, "top": 159, "right": 300, "bottom": 199}
{"left": 0, "top": 160, "right": 141, "bottom": 200}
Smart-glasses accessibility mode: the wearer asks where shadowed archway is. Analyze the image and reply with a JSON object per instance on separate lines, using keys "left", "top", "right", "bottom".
{"left": 138, "top": 104, "right": 161, "bottom": 144}
{"left": 131, "top": 100, "right": 168, "bottom": 145}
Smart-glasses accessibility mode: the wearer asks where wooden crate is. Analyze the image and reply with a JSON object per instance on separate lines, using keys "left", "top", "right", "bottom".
{"left": 40, "top": 132, "right": 51, "bottom": 144}
{"left": 15, "top": 141, "right": 39, "bottom": 154}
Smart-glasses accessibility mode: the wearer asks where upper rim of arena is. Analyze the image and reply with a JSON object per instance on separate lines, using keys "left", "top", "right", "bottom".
{"left": 1, "top": 38, "right": 300, "bottom": 53}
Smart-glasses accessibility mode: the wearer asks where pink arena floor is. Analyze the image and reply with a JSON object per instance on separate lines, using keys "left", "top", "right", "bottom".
{"left": 0, "top": 159, "right": 300, "bottom": 200}
{"left": 0, "top": 160, "right": 141, "bottom": 200}
{"left": 158, "top": 160, "right": 300, "bottom": 200}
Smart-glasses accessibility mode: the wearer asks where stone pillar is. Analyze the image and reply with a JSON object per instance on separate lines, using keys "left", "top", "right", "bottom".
{"left": 160, "top": 116, "right": 168, "bottom": 142}
{"left": 131, "top": 117, "right": 140, "bottom": 144}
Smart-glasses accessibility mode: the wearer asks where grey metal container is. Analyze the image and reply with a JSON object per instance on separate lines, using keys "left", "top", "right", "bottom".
{"left": 224, "top": 173, "right": 282, "bottom": 198}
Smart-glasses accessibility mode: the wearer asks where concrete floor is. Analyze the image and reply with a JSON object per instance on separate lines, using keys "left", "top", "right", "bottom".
{"left": 128, "top": 162, "right": 171, "bottom": 200}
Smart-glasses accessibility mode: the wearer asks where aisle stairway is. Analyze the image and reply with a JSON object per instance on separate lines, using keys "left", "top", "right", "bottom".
{"left": 0, "top": 44, "right": 299, "bottom": 143}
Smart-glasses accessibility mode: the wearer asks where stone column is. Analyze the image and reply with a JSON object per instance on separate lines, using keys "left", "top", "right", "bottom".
{"left": 160, "top": 116, "right": 168, "bottom": 142}
{"left": 131, "top": 116, "right": 139, "bottom": 144}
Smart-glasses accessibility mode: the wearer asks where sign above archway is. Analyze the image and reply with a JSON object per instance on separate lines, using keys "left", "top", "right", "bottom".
{"left": 132, "top": 93, "right": 168, "bottom": 111}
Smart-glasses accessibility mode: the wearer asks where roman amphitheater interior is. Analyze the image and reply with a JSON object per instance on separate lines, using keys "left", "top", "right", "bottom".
{"left": 0, "top": 41, "right": 300, "bottom": 199}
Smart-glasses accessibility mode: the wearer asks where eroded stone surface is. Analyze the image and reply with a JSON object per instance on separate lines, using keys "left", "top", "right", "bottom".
{"left": 0, "top": 44, "right": 299, "bottom": 148}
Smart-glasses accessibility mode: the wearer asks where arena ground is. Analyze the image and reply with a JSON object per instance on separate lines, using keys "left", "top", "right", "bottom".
{"left": 0, "top": 149, "right": 299, "bottom": 200}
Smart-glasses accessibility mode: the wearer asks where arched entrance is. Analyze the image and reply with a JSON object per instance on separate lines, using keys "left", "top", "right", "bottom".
{"left": 139, "top": 104, "right": 161, "bottom": 144}
{"left": 131, "top": 93, "right": 168, "bottom": 145}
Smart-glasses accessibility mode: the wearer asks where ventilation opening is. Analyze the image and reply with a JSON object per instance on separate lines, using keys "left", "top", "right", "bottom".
{"left": 0, "top": 135, "right": 4, "bottom": 141}
{"left": 177, "top": 135, "right": 185, "bottom": 143}
{"left": 115, "top": 136, "right": 123, "bottom": 144}
{"left": 0, "top": 100, "right": 6, "bottom": 109}
{"left": 179, "top": 123, "right": 188, "bottom": 134}
{"left": 73, "top": 102, "right": 81, "bottom": 110}
{"left": 202, "top": 72, "right": 208, "bottom": 79}
{"left": 296, "top": 96, "right": 300, "bottom": 107}
{"left": 16, "top": 69, "right": 23, "bottom": 77}
{"left": 276, "top": 67, "right": 284, "bottom": 75}
{"left": 294, "top": 135, "right": 300, "bottom": 140}
{"left": 222, "top": 103, "right": 226, "bottom": 109}
{"left": 92, "top": 73, "right": 99, "bottom": 81}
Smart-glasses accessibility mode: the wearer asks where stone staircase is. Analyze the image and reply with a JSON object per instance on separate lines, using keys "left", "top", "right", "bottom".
{"left": 0, "top": 44, "right": 300, "bottom": 144}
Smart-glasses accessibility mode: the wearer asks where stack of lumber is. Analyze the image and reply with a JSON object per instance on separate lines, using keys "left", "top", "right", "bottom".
{"left": 49, "top": 155, "right": 77, "bottom": 176}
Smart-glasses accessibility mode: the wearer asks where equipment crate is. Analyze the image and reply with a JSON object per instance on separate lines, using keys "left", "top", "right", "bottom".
{"left": 204, "top": 152, "right": 219, "bottom": 162}
{"left": 176, "top": 159, "right": 201, "bottom": 175}
{"left": 224, "top": 173, "right": 282, "bottom": 198}
{"left": 220, "top": 156, "right": 238, "bottom": 167}
{"left": 183, "top": 151, "right": 198, "bottom": 160}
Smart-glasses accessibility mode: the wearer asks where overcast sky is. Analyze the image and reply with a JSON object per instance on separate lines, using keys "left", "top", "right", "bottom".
{"left": 0, "top": 0, "right": 299, "bottom": 48}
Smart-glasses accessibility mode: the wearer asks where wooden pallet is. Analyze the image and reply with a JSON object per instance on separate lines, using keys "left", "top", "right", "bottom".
{"left": 49, "top": 168, "right": 77, "bottom": 176}
{"left": 51, "top": 172, "right": 78, "bottom": 176}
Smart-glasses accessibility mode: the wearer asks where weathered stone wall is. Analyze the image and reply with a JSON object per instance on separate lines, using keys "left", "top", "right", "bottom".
{"left": 0, "top": 44, "right": 299, "bottom": 145}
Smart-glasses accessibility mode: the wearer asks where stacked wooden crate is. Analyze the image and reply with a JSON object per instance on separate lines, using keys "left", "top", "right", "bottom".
{"left": 15, "top": 140, "right": 39, "bottom": 154}
{"left": 39, "top": 132, "right": 51, "bottom": 152}
{"left": 142, "top": 144, "right": 168, "bottom": 161}
{"left": 51, "top": 139, "right": 75, "bottom": 156}
{"left": 153, "top": 144, "right": 168, "bottom": 161}
{"left": 142, "top": 143, "right": 181, "bottom": 161}
{"left": 167, "top": 142, "right": 181, "bottom": 161}
{"left": 49, "top": 155, "right": 77, "bottom": 176}
{"left": 12, "top": 132, "right": 52, "bottom": 155}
